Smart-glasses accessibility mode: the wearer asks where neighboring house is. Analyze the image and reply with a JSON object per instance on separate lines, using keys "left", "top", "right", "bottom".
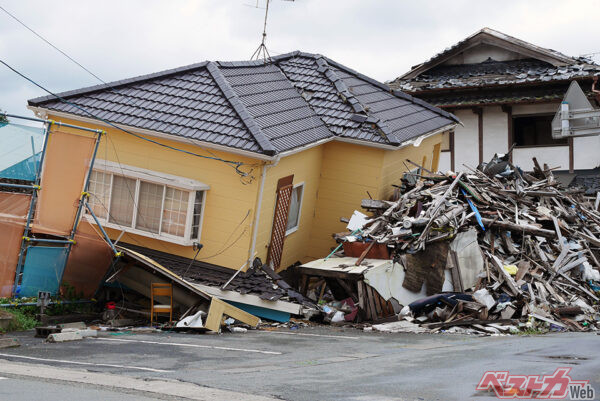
{"left": 389, "top": 28, "right": 600, "bottom": 177}
{"left": 28, "top": 51, "right": 457, "bottom": 277}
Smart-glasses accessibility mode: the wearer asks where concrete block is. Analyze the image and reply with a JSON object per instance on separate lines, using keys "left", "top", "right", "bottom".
{"left": 0, "top": 337, "right": 20, "bottom": 349}
{"left": 61, "top": 328, "right": 97, "bottom": 338}
{"left": 58, "top": 322, "right": 86, "bottom": 330}
{"left": 47, "top": 332, "right": 83, "bottom": 342}
{"left": 78, "top": 329, "right": 97, "bottom": 338}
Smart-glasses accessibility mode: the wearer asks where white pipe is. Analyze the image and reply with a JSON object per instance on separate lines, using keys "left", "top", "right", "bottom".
{"left": 247, "top": 156, "right": 280, "bottom": 265}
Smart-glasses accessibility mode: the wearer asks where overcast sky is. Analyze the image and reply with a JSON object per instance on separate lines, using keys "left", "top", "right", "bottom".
{"left": 1, "top": 0, "right": 599, "bottom": 121}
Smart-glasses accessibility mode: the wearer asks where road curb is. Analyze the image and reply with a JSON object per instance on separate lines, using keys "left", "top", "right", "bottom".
{"left": 0, "top": 359, "right": 278, "bottom": 401}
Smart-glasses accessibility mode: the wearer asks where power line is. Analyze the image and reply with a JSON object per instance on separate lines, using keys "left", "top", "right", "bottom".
{"left": 0, "top": 59, "right": 251, "bottom": 173}
{"left": 0, "top": 5, "right": 260, "bottom": 181}
{"left": 0, "top": 5, "right": 106, "bottom": 85}
{"left": 0, "top": 8, "right": 257, "bottom": 263}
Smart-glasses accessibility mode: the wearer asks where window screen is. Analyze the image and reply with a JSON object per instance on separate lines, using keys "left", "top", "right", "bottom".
{"left": 108, "top": 175, "right": 136, "bottom": 226}
{"left": 88, "top": 170, "right": 111, "bottom": 219}
{"left": 162, "top": 187, "right": 189, "bottom": 237}
{"left": 136, "top": 181, "right": 164, "bottom": 233}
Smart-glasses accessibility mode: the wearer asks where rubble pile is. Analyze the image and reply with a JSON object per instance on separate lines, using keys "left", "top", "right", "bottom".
{"left": 343, "top": 156, "right": 600, "bottom": 334}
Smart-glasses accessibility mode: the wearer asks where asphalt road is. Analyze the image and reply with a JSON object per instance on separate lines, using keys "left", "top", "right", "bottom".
{"left": 0, "top": 327, "right": 598, "bottom": 401}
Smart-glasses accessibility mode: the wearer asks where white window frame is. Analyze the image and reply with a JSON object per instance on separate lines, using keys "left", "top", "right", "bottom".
{"left": 85, "top": 159, "right": 209, "bottom": 246}
{"left": 285, "top": 182, "right": 304, "bottom": 236}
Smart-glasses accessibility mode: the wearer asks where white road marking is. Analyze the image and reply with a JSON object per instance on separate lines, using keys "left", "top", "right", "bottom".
{"left": 96, "top": 337, "right": 283, "bottom": 355}
{"left": 261, "top": 331, "right": 360, "bottom": 340}
{"left": 0, "top": 376, "right": 7, "bottom": 380}
{"left": 0, "top": 353, "right": 170, "bottom": 373}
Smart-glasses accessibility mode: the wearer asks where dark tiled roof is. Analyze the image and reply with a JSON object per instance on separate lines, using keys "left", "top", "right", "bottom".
{"left": 392, "top": 58, "right": 600, "bottom": 92}
{"left": 278, "top": 56, "right": 390, "bottom": 144}
{"left": 332, "top": 66, "right": 454, "bottom": 144}
{"left": 220, "top": 63, "right": 332, "bottom": 152}
{"left": 29, "top": 51, "right": 457, "bottom": 155}
{"left": 414, "top": 81, "right": 591, "bottom": 108}
{"left": 390, "top": 28, "right": 600, "bottom": 97}
{"left": 121, "top": 243, "right": 287, "bottom": 300}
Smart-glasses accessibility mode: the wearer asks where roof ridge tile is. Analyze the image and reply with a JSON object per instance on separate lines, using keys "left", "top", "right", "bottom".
{"left": 206, "top": 62, "right": 277, "bottom": 155}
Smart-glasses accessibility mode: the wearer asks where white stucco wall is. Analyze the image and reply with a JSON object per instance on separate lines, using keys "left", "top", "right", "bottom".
{"left": 448, "top": 102, "right": 588, "bottom": 172}
{"left": 482, "top": 106, "right": 508, "bottom": 161}
{"left": 453, "top": 109, "right": 479, "bottom": 170}
{"left": 444, "top": 44, "right": 523, "bottom": 65}
{"left": 513, "top": 146, "right": 570, "bottom": 171}
{"left": 573, "top": 136, "right": 600, "bottom": 170}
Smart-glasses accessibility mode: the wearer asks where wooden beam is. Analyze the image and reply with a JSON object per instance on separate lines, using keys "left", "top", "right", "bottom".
{"left": 364, "top": 283, "right": 378, "bottom": 320}
{"left": 431, "top": 143, "right": 441, "bottom": 172}
{"left": 480, "top": 217, "right": 556, "bottom": 238}
{"left": 568, "top": 136, "right": 574, "bottom": 173}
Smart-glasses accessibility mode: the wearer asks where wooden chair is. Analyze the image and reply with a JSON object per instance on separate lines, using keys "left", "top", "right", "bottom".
{"left": 150, "top": 283, "right": 173, "bottom": 325}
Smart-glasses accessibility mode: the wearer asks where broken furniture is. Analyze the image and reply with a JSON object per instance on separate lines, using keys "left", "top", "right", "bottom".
{"left": 150, "top": 283, "right": 173, "bottom": 325}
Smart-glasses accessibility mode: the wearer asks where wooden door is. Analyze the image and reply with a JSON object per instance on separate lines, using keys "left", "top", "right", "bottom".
{"left": 266, "top": 175, "right": 293, "bottom": 270}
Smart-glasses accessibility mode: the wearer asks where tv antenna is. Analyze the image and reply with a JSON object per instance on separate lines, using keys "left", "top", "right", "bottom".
{"left": 250, "top": 0, "right": 294, "bottom": 62}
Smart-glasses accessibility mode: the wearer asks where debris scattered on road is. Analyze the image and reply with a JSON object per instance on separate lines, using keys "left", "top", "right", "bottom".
{"left": 295, "top": 156, "right": 600, "bottom": 334}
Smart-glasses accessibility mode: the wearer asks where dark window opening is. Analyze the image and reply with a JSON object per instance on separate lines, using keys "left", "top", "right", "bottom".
{"left": 513, "top": 115, "right": 567, "bottom": 147}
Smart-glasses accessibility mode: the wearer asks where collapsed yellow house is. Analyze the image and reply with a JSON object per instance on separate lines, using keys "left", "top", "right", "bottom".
{"left": 24, "top": 51, "right": 458, "bottom": 285}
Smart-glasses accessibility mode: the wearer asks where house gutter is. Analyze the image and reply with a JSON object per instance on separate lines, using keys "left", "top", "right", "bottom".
{"left": 27, "top": 106, "right": 276, "bottom": 162}
{"left": 400, "top": 123, "right": 459, "bottom": 148}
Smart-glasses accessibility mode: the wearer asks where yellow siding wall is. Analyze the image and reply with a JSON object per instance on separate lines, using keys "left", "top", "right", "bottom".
{"left": 46, "top": 114, "right": 444, "bottom": 272}
{"left": 307, "top": 141, "right": 384, "bottom": 259}
{"left": 48, "top": 115, "right": 262, "bottom": 270}
{"left": 254, "top": 145, "right": 323, "bottom": 269}
{"left": 378, "top": 134, "right": 443, "bottom": 201}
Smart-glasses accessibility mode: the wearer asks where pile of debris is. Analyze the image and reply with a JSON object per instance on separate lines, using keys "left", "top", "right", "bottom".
{"left": 326, "top": 155, "right": 600, "bottom": 334}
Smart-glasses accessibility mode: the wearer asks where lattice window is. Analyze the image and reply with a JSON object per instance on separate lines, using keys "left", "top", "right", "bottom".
{"left": 267, "top": 175, "right": 294, "bottom": 269}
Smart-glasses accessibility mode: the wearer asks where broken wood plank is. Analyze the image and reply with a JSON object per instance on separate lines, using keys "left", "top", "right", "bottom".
{"left": 204, "top": 297, "right": 260, "bottom": 333}
{"left": 489, "top": 254, "right": 522, "bottom": 296}
{"left": 480, "top": 218, "right": 556, "bottom": 238}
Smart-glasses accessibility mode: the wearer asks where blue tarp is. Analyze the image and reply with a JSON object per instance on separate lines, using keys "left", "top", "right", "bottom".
{"left": 0, "top": 122, "right": 45, "bottom": 181}
{"left": 19, "top": 246, "right": 69, "bottom": 297}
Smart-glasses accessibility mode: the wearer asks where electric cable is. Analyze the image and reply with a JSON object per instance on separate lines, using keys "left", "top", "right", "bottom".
{"left": 0, "top": 6, "right": 262, "bottom": 183}
{"left": 0, "top": 59, "right": 251, "bottom": 173}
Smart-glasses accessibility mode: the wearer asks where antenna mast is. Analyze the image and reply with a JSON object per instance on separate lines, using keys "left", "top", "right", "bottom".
{"left": 251, "top": 0, "right": 272, "bottom": 62}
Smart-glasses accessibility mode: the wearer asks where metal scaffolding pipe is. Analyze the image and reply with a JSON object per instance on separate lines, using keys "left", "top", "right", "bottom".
{"left": 3, "top": 113, "right": 103, "bottom": 134}
{"left": 0, "top": 183, "right": 38, "bottom": 190}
